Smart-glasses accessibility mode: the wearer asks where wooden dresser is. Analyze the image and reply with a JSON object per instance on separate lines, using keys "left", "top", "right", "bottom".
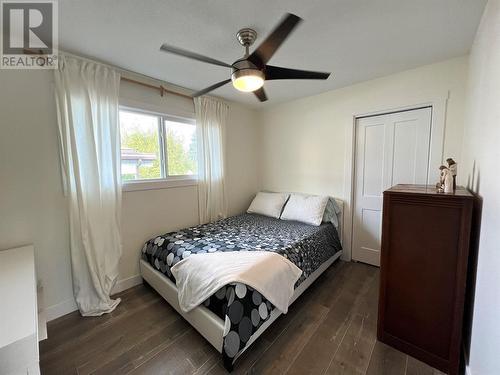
{"left": 377, "top": 184, "right": 474, "bottom": 375}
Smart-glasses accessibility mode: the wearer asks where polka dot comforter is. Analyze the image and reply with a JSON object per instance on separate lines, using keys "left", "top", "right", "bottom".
{"left": 141, "top": 213, "right": 342, "bottom": 370}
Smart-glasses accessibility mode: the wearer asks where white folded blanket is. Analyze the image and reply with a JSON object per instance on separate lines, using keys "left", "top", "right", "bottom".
{"left": 170, "top": 251, "right": 303, "bottom": 314}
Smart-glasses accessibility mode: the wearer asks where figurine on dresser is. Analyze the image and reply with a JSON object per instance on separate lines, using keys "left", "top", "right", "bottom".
{"left": 447, "top": 158, "right": 457, "bottom": 190}
{"left": 436, "top": 159, "right": 458, "bottom": 193}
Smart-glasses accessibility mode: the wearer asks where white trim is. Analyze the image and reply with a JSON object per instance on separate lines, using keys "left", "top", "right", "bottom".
{"left": 122, "top": 177, "right": 198, "bottom": 193}
{"left": 45, "top": 298, "right": 77, "bottom": 322}
{"left": 343, "top": 95, "right": 449, "bottom": 262}
{"left": 122, "top": 177, "right": 198, "bottom": 192}
{"left": 111, "top": 274, "right": 143, "bottom": 295}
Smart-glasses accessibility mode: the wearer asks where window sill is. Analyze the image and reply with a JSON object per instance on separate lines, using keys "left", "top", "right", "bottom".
{"left": 122, "top": 178, "right": 198, "bottom": 192}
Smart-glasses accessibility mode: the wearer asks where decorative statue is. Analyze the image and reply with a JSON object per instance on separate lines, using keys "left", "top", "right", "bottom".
{"left": 444, "top": 169, "right": 454, "bottom": 193}
{"left": 436, "top": 165, "right": 449, "bottom": 192}
{"left": 446, "top": 158, "right": 457, "bottom": 190}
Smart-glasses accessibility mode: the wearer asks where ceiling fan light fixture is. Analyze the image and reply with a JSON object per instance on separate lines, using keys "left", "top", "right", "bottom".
{"left": 160, "top": 13, "right": 331, "bottom": 102}
{"left": 231, "top": 69, "right": 264, "bottom": 92}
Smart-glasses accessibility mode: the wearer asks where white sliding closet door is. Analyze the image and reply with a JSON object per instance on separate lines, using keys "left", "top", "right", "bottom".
{"left": 352, "top": 107, "right": 432, "bottom": 266}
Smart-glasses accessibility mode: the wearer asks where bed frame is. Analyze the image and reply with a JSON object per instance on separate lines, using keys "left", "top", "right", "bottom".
{"left": 140, "top": 199, "right": 344, "bottom": 370}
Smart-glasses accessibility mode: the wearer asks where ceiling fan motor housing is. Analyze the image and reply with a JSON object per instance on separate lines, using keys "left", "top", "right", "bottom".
{"left": 232, "top": 58, "right": 260, "bottom": 72}
{"left": 236, "top": 28, "right": 257, "bottom": 47}
{"left": 231, "top": 58, "right": 264, "bottom": 80}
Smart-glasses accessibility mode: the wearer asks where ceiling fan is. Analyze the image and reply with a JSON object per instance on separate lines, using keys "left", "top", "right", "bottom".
{"left": 159, "top": 13, "right": 331, "bottom": 102}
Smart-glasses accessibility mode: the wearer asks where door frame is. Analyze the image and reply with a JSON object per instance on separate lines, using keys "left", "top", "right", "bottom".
{"left": 341, "top": 93, "right": 449, "bottom": 262}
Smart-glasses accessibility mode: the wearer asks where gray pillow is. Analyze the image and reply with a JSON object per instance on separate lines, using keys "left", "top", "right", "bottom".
{"left": 322, "top": 197, "right": 341, "bottom": 228}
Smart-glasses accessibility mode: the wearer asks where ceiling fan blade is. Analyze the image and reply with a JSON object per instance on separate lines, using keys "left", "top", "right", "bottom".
{"left": 192, "top": 79, "right": 231, "bottom": 97}
{"left": 265, "top": 65, "right": 331, "bottom": 80}
{"left": 160, "top": 44, "right": 232, "bottom": 68}
{"left": 253, "top": 87, "right": 268, "bottom": 102}
{"left": 248, "top": 13, "right": 302, "bottom": 66}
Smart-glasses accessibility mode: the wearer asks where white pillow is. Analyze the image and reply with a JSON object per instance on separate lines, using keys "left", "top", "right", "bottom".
{"left": 247, "top": 192, "right": 290, "bottom": 219}
{"left": 280, "top": 194, "right": 329, "bottom": 226}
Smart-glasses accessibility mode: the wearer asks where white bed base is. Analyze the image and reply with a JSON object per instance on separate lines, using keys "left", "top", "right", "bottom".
{"left": 140, "top": 250, "right": 342, "bottom": 359}
{"left": 140, "top": 199, "right": 344, "bottom": 363}
{"left": 140, "top": 259, "right": 225, "bottom": 351}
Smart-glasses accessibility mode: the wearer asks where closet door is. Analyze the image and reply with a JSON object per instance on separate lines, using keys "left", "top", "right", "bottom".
{"left": 352, "top": 107, "right": 432, "bottom": 266}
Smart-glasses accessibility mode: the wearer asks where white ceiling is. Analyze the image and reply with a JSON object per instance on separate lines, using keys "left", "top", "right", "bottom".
{"left": 58, "top": 0, "right": 486, "bottom": 108}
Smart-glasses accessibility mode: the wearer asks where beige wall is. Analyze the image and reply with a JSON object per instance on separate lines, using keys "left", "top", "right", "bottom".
{"left": 461, "top": 1, "right": 500, "bottom": 374}
{"left": 257, "top": 56, "right": 469, "bottom": 258}
{"left": 0, "top": 69, "right": 260, "bottom": 320}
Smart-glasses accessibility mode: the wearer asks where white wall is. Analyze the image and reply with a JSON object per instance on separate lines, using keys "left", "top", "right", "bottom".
{"left": 0, "top": 69, "right": 260, "bottom": 320}
{"left": 258, "top": 56, "right": 469, "bottom": 259}
{"left": 461, "top": 1, "right": 500, "bottom": 374}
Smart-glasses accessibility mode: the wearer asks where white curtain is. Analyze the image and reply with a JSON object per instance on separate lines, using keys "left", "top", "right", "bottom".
{"left": 54, "top": 55, "right": 123, "bottom": 316}
{"left": 194, "top": 96, "right": 229, "bottom": 224}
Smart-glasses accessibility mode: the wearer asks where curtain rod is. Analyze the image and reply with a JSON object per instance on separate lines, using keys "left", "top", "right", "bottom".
{"left": 24, "top": 48, "right": 195, "bottom": 102}
{"left": 120, "top": 76, "right": 193, "bottom": 101}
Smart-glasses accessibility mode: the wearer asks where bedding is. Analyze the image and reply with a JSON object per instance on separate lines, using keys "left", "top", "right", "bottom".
{"left": 171, "top": 251, "right": 302, "bottom": 313}
{"left": 141, "top": 213, "right": 342, "bottom": 369}
{"left": 246, "top": 191, "right": 289, "bottom": 218}
{"left": 280, "top": 193, "right": 329, "bottom": 226}
{"left": 266, "top": 191, "right": 341, "bottom": 228}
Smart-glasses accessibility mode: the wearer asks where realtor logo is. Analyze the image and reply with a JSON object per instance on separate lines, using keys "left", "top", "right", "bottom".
{"left": 1, "top": 0, "right": 58, "bottom": 69}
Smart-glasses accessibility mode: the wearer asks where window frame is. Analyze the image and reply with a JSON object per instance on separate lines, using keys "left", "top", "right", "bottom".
{"left": 119, "top": 105, "right": 198, "bottom": 192}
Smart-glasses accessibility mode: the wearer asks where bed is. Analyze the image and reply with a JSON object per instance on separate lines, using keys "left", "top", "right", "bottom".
{"left": 139, "top": 199, "right": 343, "bottom": 371}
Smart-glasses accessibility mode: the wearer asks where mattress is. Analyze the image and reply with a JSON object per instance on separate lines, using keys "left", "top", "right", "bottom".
{"left": 140, "top": 213, "right": 342, "bottom": 366}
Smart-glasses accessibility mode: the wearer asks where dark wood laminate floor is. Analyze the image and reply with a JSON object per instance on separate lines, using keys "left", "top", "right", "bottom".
{"left": 40, "top": 261, "right": 445, "bottom": 375}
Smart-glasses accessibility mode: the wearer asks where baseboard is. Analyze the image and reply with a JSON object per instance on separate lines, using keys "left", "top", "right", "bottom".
{"left": 45, "top": 297, "right": 78, "bottom": 322}
{"left": 111, "top": 274, "right": 143, "bottom": 295}
{"left": 44, "top": 274, "right": 142, "bottom": 322}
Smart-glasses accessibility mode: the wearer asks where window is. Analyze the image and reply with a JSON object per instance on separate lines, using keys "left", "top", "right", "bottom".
{"left": 119, "top": 108, "right": 197, "bottom": 184}
{"left": 120, "top": 110, "right": 163, "bottom": 181}
{"left": 164, "top": 119, "right": 197, "bottom": 176}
